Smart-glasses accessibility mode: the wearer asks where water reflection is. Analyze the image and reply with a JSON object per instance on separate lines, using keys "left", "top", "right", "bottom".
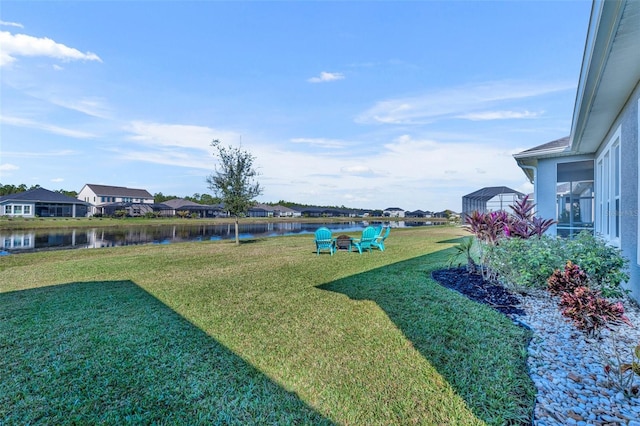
{"left": 0, "top": 221, "right": 439, "bottom": 254}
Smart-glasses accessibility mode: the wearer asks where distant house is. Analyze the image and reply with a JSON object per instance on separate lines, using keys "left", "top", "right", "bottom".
{"left": 247, "top": 204, "right": 271, "bottom": 218}
{"left": 405, "top": 210, "right": 428, "bottom": 218}
{"left": 293, "top": 206, "right": 353, "bottom": 218}
{"left": 98, "top": 202, "right": 173, "bottom": 217}
{"left": 78, "top": 184, "right": 155, "bottom": 216}
{"left": 383, "top": 207, "right": 405, "bottom": 218}
{"left": 0, "top": 188, "right": 89, "bottom": 218}
{"left": 514, "top": 0, "right": 640, "bottom": 301}
{"left": 164, "top": 198, "right": 224, "bottom": 218}
{"left": 268, "top": 205, "right": 300, "bottom": 217}
{"left": 461, "top": 186, "right": 525, "bottom": 218}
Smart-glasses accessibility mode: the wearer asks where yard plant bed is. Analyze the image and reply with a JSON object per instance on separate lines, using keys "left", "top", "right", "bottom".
{"left": 431, "top": 267, "right": 525, "bottom": 316}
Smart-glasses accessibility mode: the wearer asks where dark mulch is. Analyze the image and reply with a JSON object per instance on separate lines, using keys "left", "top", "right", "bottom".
{"left": 431, "top": 267, "right": 525, "bottom": 316}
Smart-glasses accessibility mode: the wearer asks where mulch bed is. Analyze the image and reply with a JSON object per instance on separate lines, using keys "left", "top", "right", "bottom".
{"left": 431, "top": 267, "right": 525, "bottom": 316}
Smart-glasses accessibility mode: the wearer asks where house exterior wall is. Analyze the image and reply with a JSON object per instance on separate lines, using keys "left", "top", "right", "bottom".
{"left": 533, "top": 155, "right": 594, "bottom": 235}
{"left": 1, "top": 202, "right": 36, "bottom": 218}
{"left": 594, "top": 81, "right": 639, "bottom": 301}
{"left": 77, "top": 186, "right": 97, "bottom": 204}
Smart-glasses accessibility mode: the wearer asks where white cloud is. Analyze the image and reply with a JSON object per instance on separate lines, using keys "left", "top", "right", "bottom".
{"left": 49, "top": 97, "right": 112, "bottom": 119}
{"left": 51, "top": 177, "right": 64, "bottom": 183}
{"left": 307, "top": 71, "right": 345, "bottom": 83}
{"left": 115, "top": 120, "right": 530, "bottom": 210}
{"left": 355, "top": 80, "right": 574, "bottom": 125}
{"left": 2, "top": 150, "right": 77, "bottom": 158}
{"left": 0, "top": 31, "right": 102, "bottom": 67}
{"left": 0, "top": 115, "right": 96, "bottom": 138}
{"left": 290, "top": 137, "right": 347, "bottom": 149}
{"left": 458, "top": 110, "right": 543, "bottom": 121}
{"left": 125, "top": 121, "right": 239, "bottom": 151}
{"left": 340, "top": 165, "right": 384, "bottom": 177}
{"left": 114, "top": 148, "right": 213, "bottom": 170}
{"left": 0, "top": 163, "right": 20, "bottom": 171}
{"left": 0, "top": 21, "right": 24, "bottom": 28}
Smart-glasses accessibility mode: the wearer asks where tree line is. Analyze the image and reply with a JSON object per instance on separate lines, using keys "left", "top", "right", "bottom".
{"left": 0, "top": 183, "right": 78, "bottom": 198}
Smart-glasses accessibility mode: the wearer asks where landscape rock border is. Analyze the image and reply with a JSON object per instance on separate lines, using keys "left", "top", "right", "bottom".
{"left": 432, "top": 268, "right": 640, "bottom": 426}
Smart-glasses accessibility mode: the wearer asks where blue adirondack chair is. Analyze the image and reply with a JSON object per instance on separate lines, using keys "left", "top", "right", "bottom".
{"left": 314, "top": 227, "right": 336, "bottom": 256}
{"left": 372, "top": 226, "right": 390, "bottom": 251}
{"left": 352, "top": 226, "right": 377, "bottom": 254}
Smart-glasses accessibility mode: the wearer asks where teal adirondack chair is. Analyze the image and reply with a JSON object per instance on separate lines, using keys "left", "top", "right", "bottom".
{"left": 352, "top": 226, "right": 377, "bottom": 254}
{"left": 372, "top": 226, "right": 390, "bottom": 251}
{"left": 314, "top": 227, "right": 336, "bottom": 256}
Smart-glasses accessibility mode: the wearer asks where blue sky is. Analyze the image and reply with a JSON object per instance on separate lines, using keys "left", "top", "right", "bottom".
{"left": 0, "top": 1, "right": 592, "bottom": 211}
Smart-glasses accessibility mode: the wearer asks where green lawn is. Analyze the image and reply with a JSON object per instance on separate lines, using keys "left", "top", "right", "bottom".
{"left": 0, "top": 226, "right": 535, "bottom": 425}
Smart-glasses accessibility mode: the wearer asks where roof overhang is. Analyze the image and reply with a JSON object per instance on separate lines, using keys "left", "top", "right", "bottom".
{"left": 513, "top": 145, "right": 574, "bottom": 182}
{"left": 570, "top": 0, "right": 640, "bottom": 154}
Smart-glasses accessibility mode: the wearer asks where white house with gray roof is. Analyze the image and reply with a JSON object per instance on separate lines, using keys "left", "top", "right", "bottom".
{"left": 78, "top": 184, "right": 154, "bottom": 216}
{"left": 383, "top": 207, "right": 405, "bottom": 218}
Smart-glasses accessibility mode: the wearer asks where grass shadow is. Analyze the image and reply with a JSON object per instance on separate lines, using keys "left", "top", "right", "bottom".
{"left": 317, "top": 243, "right": 535, "bottom": 425}
{"left": 0, "top": 280, "right": 333, "bottom": 425}
{"left": 437, "top": 236, "right": 471, "bottom": 244}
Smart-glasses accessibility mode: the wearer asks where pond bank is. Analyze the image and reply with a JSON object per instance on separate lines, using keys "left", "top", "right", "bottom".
{"left": 0, "top": 215, "right": 452, "bottom": 231}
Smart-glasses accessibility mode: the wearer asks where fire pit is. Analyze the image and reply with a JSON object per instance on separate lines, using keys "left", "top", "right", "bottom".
{"left": 336, "top": 235, "right": 352, "bottom": 251}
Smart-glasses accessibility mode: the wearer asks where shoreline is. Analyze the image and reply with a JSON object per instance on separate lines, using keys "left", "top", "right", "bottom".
{"left": 0, "top": 215, "right": 453, "bottom": 231}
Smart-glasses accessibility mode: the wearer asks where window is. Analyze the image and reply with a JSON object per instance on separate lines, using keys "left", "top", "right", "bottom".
{"left": 13, "top": 205, "right": 22, "bottom": 214}
{"left": 556, "top": 160, "right": 594, "bottom": 238}
{"left": 4, "top": 205, "right": 11, "bottom": 214}
{"left": 24, "top": 206, "right": 31, "bottom": 215}
{"left": 596, "top": 127, "right": 621, "bottom": 246}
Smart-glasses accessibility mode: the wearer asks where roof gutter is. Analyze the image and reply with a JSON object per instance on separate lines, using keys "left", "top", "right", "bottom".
{"left": 569, "top": 0, "right": 624, "bottom": 152}
{"left": 519, "top": 165, "right": 537, "bottom": 211}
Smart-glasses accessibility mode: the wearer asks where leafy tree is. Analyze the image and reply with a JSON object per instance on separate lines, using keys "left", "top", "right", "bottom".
{"left": 56, "top": 189, "right": 78, "bottom": 198}
{"left": 154, "top": 192, "right": 179, "bottom": 203}
{"left": 197, "top": 193, "right": 221, "bottom": 205}
{"left": 0, "top": 184, "right": 27, "bottom": 195}
{"left": 206, "top": 139, "right": 262, "bottom": 244}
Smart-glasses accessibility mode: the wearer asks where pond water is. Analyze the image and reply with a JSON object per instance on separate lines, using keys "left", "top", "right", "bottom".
{"left": 0, "top": 221, "right": 441, "bottom": 254}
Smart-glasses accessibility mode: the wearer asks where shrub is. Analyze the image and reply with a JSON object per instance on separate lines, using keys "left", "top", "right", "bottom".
{"left": 485, "top": 236, "right": 564, "bottom": 290}
{"left": 547, "top": 261, "right": 589, "bottom": 296}
{"left": 564, "top": 232, "right": 629, "bottom": 298}
{"left": 484, "top": 231, "right": 629, "bottom": 294}
{"left": 465, "top": 196, "right": 557, "bottom": 282}
{"left": 559, "top": 286, "right": 631, "bottom": 336}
